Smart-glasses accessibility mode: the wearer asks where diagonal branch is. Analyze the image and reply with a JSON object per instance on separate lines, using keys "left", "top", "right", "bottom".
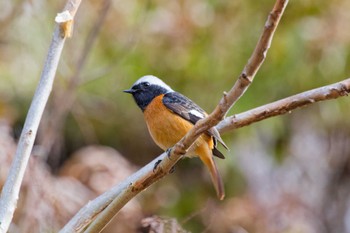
{"left": 61, "top": 76, "right": 349, "bottom": 233}
{"left": 0, "top": 1, "right": 82, "bottom": 232}
{"left": 217, "top": 78, "right": 350, "bottom": 133}
{"left": 60, "top": 0, "right": 289, "bottom": 232}
{"left": 41, "top": 0, "right": 112, "bottom": 167}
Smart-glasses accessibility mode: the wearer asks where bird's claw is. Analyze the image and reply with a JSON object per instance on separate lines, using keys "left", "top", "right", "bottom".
{"left": 166, "top": 147, "right": 172, "bottom": 158}
{"left": 153, "top": 159, "right": 162, "bottom": 172}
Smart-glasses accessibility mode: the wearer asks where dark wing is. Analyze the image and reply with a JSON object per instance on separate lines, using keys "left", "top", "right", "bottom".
{"left": 163, "top": 92, "right": 206, "bottom": 125}
{"left": 162, "top": 92, "right": 228, "bottom": 158}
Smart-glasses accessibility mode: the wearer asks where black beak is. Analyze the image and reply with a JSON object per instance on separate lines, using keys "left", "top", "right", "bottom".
{"left": 123, "top": 88, "right": 135, "bottom": 94}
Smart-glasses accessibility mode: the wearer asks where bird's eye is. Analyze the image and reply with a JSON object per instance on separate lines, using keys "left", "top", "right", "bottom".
{"left": 143, "top": 82, "right": 150, "bottom": 87}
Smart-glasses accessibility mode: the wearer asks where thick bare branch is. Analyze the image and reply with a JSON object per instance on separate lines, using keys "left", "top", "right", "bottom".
{"left": 217, "top": 78, "right": 350, "bottom": 133}
{"left": 41, "top": 0, "right": 111, "bottom": 167}
{"left": 0, "top": 1, "right": 82, "bottom": 232}
{"left": 61, "top": 77, "right": 349, "bottom": 233}
{"left": 59, "top": 0, "right": 289, "bottom": 232}
{"left": 59, "top": 154, "right": 168, "bottom": 233}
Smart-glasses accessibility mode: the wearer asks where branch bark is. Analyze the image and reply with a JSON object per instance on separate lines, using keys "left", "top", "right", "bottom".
{"left": 60, "top": 0, "right": 289, "bottom": 232}
{"left": 60, "top": 76, "right": 350, "bottom": 233}
{"left": 0, "top": 1, "right": 82, "bottom": 232}
{"left": 41, "top": 0, "right": 111, "bottom": 168}
{"left": 217, "top": 78, "right": 350, "bottom": 133}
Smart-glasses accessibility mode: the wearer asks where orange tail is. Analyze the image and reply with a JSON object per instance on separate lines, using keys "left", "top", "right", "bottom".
{"left": 197, "top": 147, "right": 225, "bottom": 200}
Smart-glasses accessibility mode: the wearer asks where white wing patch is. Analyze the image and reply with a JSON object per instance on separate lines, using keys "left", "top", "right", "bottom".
{"left": 189, "top": 109, "right": 204, "bottom": 119}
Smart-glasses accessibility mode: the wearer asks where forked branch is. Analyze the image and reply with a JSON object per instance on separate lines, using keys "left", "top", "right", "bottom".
{"left": 217, "top": 78, "right": 350, "bottom": 133}
{"left": 60, "top": 0, "right": 289, "bottom": 232}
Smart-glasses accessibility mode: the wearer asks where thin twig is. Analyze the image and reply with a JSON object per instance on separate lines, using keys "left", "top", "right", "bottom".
{"left": 60, "top": 76, "right": 349, "bottom": 233}
{"left": 217, "top": 78, "right": 350, "bottom": 133}
{"left": 0, "top": 1, "right": 82, "bottom": 232}
{"left": 59, "top": 1, "right": 289, "bottom": 232}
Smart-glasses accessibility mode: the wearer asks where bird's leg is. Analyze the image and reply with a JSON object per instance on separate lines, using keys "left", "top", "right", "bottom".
{"left": 153, "top": 148, "right": 175, "bottom": 172}
{"left": 166, "top": 148, "right": 176, "bottom": 173}
{"left": 166, "top": 147, "right": 172, "bottom": 158}
{"left": 153, "top": 158, "right": 175, "bottom": 173}
{"left": 153, "top": 159, "right": 162, "bottom": 172}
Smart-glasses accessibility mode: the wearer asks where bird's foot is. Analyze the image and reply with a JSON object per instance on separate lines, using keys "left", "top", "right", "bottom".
{"left": 153, "top": 159, "right": 162, "bottom": 172}
{"left": 166, "top": 147, "right": 172, "bottom": 158}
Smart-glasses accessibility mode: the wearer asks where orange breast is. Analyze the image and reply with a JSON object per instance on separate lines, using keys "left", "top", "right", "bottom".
{"left": 143, "top": 94, "right": 213, "bottom": 155}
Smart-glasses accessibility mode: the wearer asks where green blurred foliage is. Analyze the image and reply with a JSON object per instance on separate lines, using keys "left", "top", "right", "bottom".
{"left": 1, "top": 0, "right": 350, "bottom": 231}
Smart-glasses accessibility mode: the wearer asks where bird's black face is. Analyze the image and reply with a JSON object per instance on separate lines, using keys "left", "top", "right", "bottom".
{"left": 124, "top": 81, "right": 169, "bottom": 111}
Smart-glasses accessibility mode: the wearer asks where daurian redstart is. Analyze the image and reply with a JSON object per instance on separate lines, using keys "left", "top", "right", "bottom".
{"left": 124, "top": 75, "right": 228, "bottom": 200}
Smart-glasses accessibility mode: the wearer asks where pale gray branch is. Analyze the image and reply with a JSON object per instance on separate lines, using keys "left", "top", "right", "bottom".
{"left": 60, "top": 0, "right": 289, "bottom": 232}
{"left": 0, "top": 1, "right": 82, "bottom": 232}
{"left": 58, "top": 154, "right": 167, "bottom": 233}
{"left": 217, "top": 78, "right": 350, "bottom": 133}
{"left": 62, "top": 76, "right": 350, "bottom": 233}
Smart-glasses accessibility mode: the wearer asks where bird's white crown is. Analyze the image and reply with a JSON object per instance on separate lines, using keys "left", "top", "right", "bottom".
{"left": 134, "top": 75, "right": 174, "bottom": 92}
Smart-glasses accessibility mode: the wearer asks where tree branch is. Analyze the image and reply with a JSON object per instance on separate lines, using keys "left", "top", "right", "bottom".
{"left": 0, "top": 1, "right": 82, "bottom": 232}
{"left": 61, "top": 76, "right": 350, "bottom": 233}
{"left": 59, "top": 154, "right": 167, "bottom": 233}
{"left": 60, "top": 0, "right": 289, "bottom": 232}
{"left": 41, "top": 0, "right": 112, "bottom": 168}
{"left": 217, "top": 78, "right": 350, "bottom": 133}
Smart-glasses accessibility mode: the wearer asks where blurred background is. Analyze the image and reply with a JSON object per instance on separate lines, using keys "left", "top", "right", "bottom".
{"left": 1, "top": 0, "right": 350, "bottom": 232}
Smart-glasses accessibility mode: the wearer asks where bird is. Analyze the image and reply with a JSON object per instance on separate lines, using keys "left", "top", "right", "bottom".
{"left": 124, "top": 75, "right": 228, "bottom": 200}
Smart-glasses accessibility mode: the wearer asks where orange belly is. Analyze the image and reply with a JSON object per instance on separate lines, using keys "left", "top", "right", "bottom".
{"left": 143, "top": 95, "right": 213, "bottom": 156}
{"left": 144, "top": 95, "right": 224, "bottom": 199}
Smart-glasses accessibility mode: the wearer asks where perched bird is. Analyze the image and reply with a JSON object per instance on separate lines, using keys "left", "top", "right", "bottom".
{"left": 124, "top": 75, "right": 228, "bottom": 200}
